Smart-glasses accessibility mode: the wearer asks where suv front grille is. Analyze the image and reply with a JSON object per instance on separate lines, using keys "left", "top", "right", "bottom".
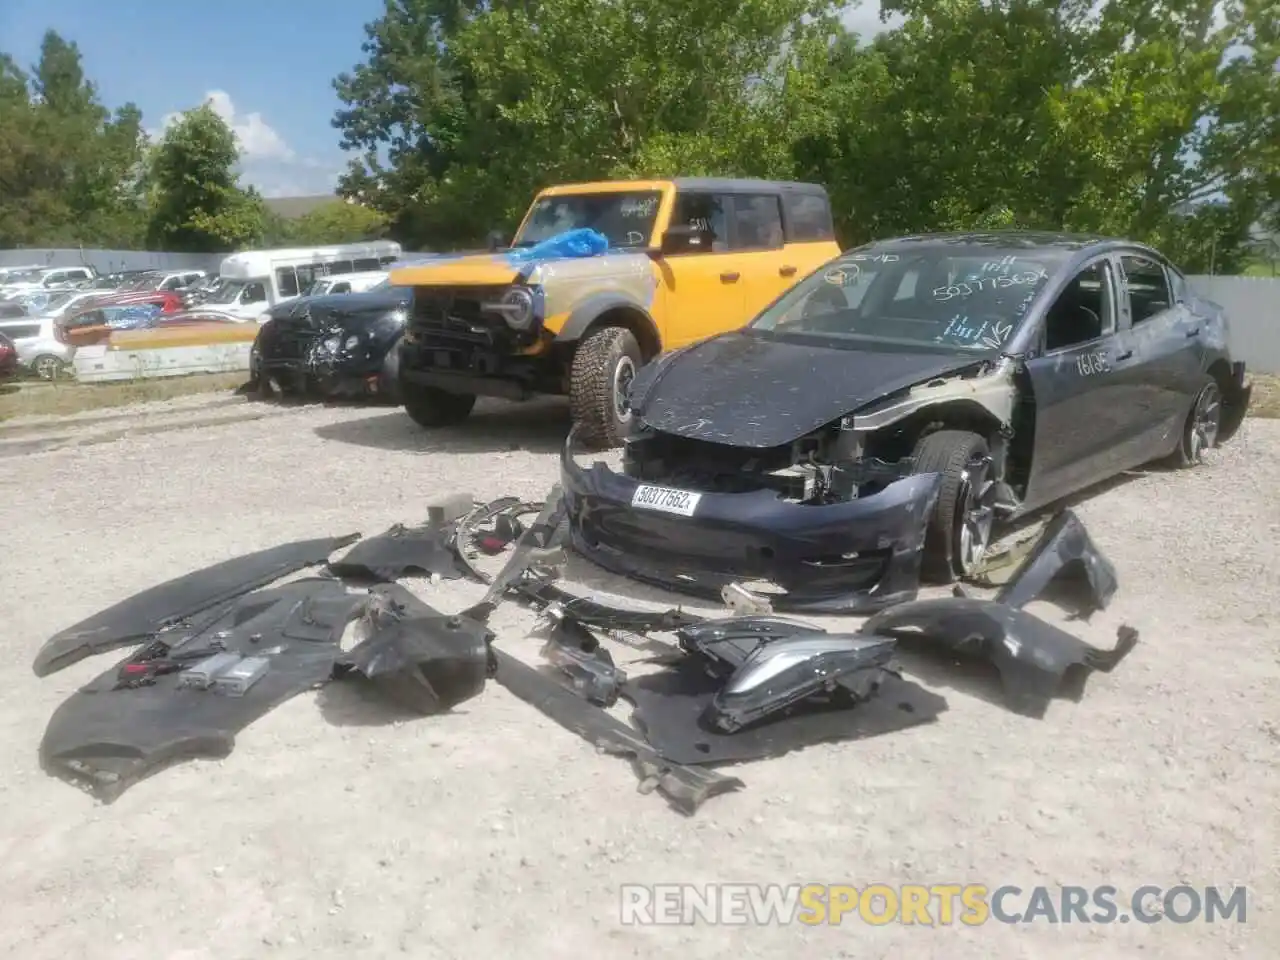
{"left": 411, "top": 286, "right": 509, "bottom": 345}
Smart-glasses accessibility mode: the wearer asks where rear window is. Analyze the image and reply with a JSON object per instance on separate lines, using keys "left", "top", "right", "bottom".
{"left": 785, "top": 192, "right": 835, "bottom": 242}
{"left": 0, "top": 323, "right": 41, "bottom": 339}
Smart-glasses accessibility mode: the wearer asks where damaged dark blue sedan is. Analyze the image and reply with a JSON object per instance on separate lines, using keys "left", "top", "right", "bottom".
{"left": 561, "top": 232, "right": 1253, "bottom": 612}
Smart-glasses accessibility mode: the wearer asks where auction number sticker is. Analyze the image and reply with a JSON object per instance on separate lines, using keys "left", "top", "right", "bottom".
{"left": 631, "top": 484, "right": 702, "bottom": 517}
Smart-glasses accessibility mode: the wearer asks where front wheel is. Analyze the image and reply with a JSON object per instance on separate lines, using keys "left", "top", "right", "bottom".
{"left": 910, "top": 429, "right": 995, "bottom": 583}
{"left": 402, "top": 380, "right": 476, "bottom": 428}
{"left": 31, "top": 355, "right": 68, "bottom": 381}
{"left": 569, "top": 326, "right": 643, "bottom": 449}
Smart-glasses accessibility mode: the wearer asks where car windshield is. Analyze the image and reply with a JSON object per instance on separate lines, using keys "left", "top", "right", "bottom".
{"left": 749, "top": 242, "right": 1066, "bottom": 353}
{"left": 123, "top": 274, "right": 162, "bottom": 291}
{"left": 4, "top": 269, "right": 43, "bottom": 283}
{"left": 39, "top": 292, "right": 77, "bottom": 313}
{"left": 204, "top": 279, "right": 245, "bottom": 304}
{"left": 513, "top": 191, "right": 661, "bottom": 249}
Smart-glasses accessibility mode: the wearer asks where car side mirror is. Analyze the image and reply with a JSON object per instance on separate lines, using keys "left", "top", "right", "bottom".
{"left": 660, "top": 223, "right": 712, "bottom": 255}
{"left": 487, "top": 230, "right": 509, "bottom": 252}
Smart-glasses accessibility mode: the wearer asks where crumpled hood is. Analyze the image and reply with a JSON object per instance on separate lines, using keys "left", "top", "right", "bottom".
{"left": 633, "top": 331, "right": 986, "bottom": 448}
{"left": 271, "top": 289, "right": 410, "bottom": 328}
{"left": 391, "top": 253, "right": 524, "bottom": 287}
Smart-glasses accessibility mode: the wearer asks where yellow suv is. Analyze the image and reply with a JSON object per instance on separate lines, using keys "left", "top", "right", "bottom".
{"left": 392, "top": 178, "right": 841, "bottom": 447}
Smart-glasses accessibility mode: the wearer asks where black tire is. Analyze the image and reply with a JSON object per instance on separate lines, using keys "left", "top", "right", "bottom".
{"left": 1170, "top": 375, "right": 1222, "bottom": 468}
{"left": 402, "top": 380, "right": 477, "bottom": 428}
{"left": 569, "top": 326, "right": 643, "bottom": 449}
{"left": 910, "top": 429, "right": 994, "bottom": 584}
{"left": 377, "top": 337, "right": 404, "bottom": 405}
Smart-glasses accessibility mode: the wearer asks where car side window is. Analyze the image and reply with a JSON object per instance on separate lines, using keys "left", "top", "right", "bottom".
{"left": 1120, "top": 255, "right": 1172, "bottom": 324}
{"left": 730, "top": 194, "right": 784, "bottom": 250}
{"left": 1043, "top": 260, "right": 1117, "bottom": 352}
{"left": 784, "top": 193, "right": 835, "bottom": 242}
{"left": 332, "top": 282, "right": 351, "bottom": 294}
{"left": 671, "top": 192, "right": 729, "bottom": 253}
{"left": 242, "top": 282, "right": 267, "bottom": 304}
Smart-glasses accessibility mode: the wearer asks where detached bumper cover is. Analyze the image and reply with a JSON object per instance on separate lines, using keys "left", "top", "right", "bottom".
{"left": 560, "top": 436, "right": 943, "bottom": 613}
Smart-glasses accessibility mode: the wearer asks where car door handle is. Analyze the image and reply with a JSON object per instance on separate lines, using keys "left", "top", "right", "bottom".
{"left": 1114, "top": 349, "right": 1133, "bottom": 361}
{"left": 720, "top": 272, "right": 740, "bottom": 283}
{"left": 779, "top": 265, "right": 797, "bottom": 277}
{"left": 1185, "top": 327, "right": 1199, "bottom": 339}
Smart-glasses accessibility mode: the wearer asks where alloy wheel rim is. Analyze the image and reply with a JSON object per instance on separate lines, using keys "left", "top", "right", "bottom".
{"left": 957, "top": 460, "right": 996, "bottom": 576}
{"left": 35, "top": 356, "right": 60, "bottom": 379}
{"left": 613, "top": 357, "right": 636, "bottom": 421}
{"left": 1189, "top": 383, "right": 1222, "bottom": 462}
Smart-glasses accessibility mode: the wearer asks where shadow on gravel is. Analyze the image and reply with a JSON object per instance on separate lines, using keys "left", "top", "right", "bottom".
{"left": 311, "top": 398, "right": 570, "bottom": 455}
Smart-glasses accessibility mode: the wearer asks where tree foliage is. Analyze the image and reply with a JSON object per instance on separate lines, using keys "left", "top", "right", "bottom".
{"left": 284, "top": 200, "right": 388, "bottom": 245}
{"left": 334, "top": 0, "right": 1279, "bottom": 271}
{"left": 144, "top": 103, "right": 269, "bottom": 252}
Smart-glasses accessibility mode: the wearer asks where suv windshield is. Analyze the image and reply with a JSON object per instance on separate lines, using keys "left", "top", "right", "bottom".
{"left": 750, "top": 243, "right": 1066, "bottom": 353}
{"left": 514, "top": 191, "right": 661, "bottom": 249}
{"left": 205, "top": 279, "right": 246, "bottom": 304}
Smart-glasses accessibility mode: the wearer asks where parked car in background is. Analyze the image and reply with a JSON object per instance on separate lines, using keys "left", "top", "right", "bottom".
{"left": 0, "top": 264, "right": 97, "bottom": 294}
{"left": 0, "top": 300, "right": 27, "bottom": 318}
{"left": 0, "top": 315, "right": 74, "bottom": 379}
{"left": 115, "top": 269, "right": 209, "bottom": 294}
{"left": 85, "top": 270, "right": 152, "bottom": 291}
{"left": 250, "top": 284, "right": 412, "bottom": 402}
{"left": 0, "top": 332, "right": 17, "bottom": 380}
{"left": 302, "top": 271, "right": 390, "bottom": 297}
{"left": 392, "top": 177, "right": 842, "bottom": 446}
{"left": 0, "top": 264, "right": 45, "bottom": 284}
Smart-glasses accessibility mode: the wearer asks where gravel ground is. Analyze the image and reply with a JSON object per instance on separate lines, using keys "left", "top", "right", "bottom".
{"left": 1, "top": 395, "right": 1276, "bottom": 959}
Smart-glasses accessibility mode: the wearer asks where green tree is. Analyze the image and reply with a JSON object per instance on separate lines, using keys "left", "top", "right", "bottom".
{"left": 282, "top": 199, "right": 388, "bottom": 244}
{"left": 333, "top": 0, "right": 835, "bottom": 248}
{"left": 0, "top": 31, "right": 147, "bottom": 247}
{"left": 145, "top": 103, "right": 268, "bottom": 252}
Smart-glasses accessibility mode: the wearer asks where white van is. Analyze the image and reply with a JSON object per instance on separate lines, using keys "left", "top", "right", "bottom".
{"left": 211, "top": 242, "right": 402, "bottom": 320}
{"left": 304, "top": 270, "right": 390, "bottom": 297}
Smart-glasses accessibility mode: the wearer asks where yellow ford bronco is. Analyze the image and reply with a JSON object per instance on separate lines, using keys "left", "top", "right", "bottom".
{"left": 390, "top": 178, "right": 841, "bottom": 447}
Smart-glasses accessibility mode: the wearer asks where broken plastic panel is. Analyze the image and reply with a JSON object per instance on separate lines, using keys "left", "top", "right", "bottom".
{"left": 38, "top": 578, "right": 365, "bottom": 801}
{"left": 515, "top": 578, "right": 705, "bottom": 634}
{"left": 993, "top": 509, "right": 1119, "bottom": 618}
{"left": 861, "top": 596, "right": 1138, "bottom": 719}
{"left": 706, "top": 633, "right": 898, "bottom": 733}
{"left": 492, "top": 648, "right": 743, "bottom": 815}
{"left": 539, "top": 617, "right": 627, "bottom": 707}
{"left": 464, "top": 486, "right": 569, "bottom": 622}
{"left": 335, "top": 584, "right": 495, "bottom": 715}
{"left": 33, "top": 533, "right": 361, "bottom": 678}
{"left": 328, "top": 521, "right": 466, "bottom": 582}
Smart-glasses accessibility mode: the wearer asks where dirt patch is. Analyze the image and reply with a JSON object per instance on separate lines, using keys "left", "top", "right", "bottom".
{"left": 1, "top": 402, "right": 1275, "bottom": 958}
{"left": 1249, "top": 372, "right": 1280, "bottom": 418}
{"left": 0, "top": 372, "right": 246, "bottom": 421}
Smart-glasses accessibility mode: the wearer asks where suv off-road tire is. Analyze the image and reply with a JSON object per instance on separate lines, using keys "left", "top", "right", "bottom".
{"left": 911, "top": 429, "right": 993, "bottom": 584}
{"left": 402, "top": 380, "right": 477, "bottom": 428}
{"left": 569, "top": 326, "right": 643, "bottom": 449}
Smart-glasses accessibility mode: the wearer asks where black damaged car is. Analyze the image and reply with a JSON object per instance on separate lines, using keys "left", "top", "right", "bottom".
{"left": 561, "top": 231, "right": 1252, "bottom": 612}
{"left": 250, "top": 282, "right": 411, "bottom": 401}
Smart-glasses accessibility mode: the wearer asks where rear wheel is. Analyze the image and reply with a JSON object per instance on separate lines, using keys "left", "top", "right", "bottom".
{"left": 910, "top": 430, "right": 995, "bottom": 583}
{"left": 31, "top": 354, "right": 67, "bottom": 380}
{"left": 402, "top": 380, "right": 476, "bottom": 428}
{"left": 1171, "top": 376, "right": 1222, "bottom": 467}
{"left": 569, "top": 326, "right": 643, "bottom": 449}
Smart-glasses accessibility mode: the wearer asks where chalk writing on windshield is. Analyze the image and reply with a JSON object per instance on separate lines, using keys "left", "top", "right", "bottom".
{"left": 937, "top": 314, "right": 989, "bottom": 345}
{"left": 933, "top": 269, "right": 1047, "bottom": 302}
{"left": 980, "top": 320, "right": 1015, "bottom": 349}
{"left": 823, "top": 264, "right": 860, "bottom": 286}
{"left": 846, "top": 253, "right": 900, "bottom": 263}
{"left": 621, "top": 197, "right": 658, "bottom": 218}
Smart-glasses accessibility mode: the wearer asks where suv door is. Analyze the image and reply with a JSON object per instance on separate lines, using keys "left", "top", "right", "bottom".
{"left": 1020, "top": 256, "right": 1146, "bottom": 510}
{"left": 657, "top": 191, "right": 748, "bottom": 348}
{"left": 726, "top": 193, "right": 790, "bottom": 316}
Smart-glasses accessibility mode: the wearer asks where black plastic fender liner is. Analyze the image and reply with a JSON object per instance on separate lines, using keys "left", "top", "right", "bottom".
{"left": 861, "top": 596, "right": 1138, "bottom": 719}
{"left": 625, "top": 660, "right": 947, "bottom": 766}
{"left": 994, "top": 509, "right": 1118, "bottom": 618}
{"left": 491, "top": 648, "right": 743, "bottom": 815}
{"left": 514, "top": 577, "right": 706, "bottom": 634}
{"left": 328, "top": 523, "right": 466, "bottom": 582}
{"left": 33, "top": 533, "right": 362, "bottom": 678}
{"left": 336, "top": 584, "right": 496, "bottom": 715}
{"left": 38, "top": 578, "right": 366, "bottom": 801}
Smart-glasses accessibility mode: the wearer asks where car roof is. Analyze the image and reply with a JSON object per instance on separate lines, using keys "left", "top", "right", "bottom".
{"left": 866, "top": 230, "right": 1154, "bottom": 255}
